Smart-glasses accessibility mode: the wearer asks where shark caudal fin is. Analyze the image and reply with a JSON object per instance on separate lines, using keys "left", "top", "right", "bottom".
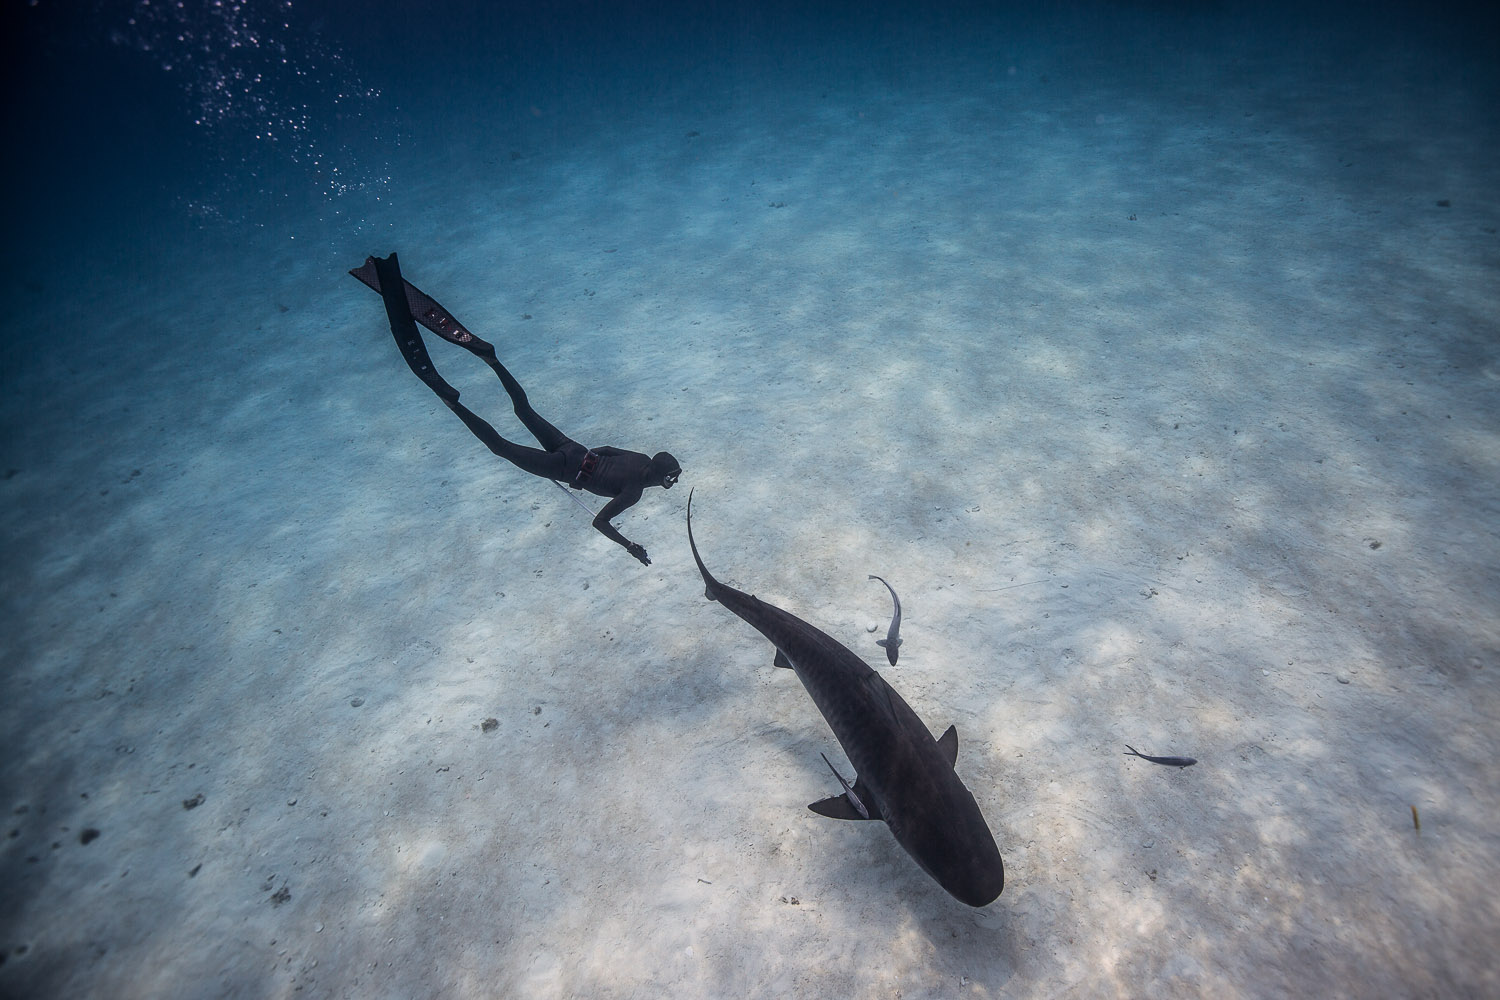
{"left": 685, "top": 489, "right": 720, "bottom": 603}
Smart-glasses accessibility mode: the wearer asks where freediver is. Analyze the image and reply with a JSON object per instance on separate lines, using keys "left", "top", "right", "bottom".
{"left": 351, "top": 252, "right": 681, "bottom": 566}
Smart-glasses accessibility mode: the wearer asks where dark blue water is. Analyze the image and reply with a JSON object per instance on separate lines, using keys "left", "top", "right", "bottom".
{"left": 5, "top": 1, "right": 1494, "bottom": 280}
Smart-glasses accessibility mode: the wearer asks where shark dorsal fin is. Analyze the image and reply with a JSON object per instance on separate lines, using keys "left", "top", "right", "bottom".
{"left": 937, "top": 724, "right": 958, "bottom": 766}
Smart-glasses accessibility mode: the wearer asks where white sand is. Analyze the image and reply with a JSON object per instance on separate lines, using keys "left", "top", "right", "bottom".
{"left": 3, "top": 5, "right": 1498, "bottom": 997}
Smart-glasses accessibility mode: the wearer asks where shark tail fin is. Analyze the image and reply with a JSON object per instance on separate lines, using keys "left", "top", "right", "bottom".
{"left": 686, "top": 490, "right": 721, "bottom": 603}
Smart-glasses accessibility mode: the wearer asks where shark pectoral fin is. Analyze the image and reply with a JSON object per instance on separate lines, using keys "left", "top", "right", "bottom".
{"left": 876, "top": 639, "right": 889, "bottom": 648}
{"left": 808, "top": 794, "right": 878, "bottom": 821}
{"left": 772, "top": 648, "right": 793, "bottom": 669}
{"left": 814, "top": 753, "right": 882, "bottom": 821}
{"left": 810, "top": 781, "right": 884, "bottom": 821}
{"left": 937, "top": 724, "right": 959, "bottom": 767}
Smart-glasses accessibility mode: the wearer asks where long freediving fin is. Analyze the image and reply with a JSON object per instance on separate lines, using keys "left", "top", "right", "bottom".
{"left": 351, "top": 255, "right": 495, "bottom": 356}
{"left": 369, "top": 253, "right": 461, "bottom": 403}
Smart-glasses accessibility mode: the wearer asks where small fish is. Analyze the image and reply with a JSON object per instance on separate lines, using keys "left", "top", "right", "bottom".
{"left": 1410, "top": 804, "right": 1420, "bottom": 832}
{"left": 820, "top": 752, "right": 870, "bottom": 820}
{"left": 868, "top": 574, "right": 903, "bottom": 665}
{"left": 1124, "top": 745, "right": 1196, "bottom": 768}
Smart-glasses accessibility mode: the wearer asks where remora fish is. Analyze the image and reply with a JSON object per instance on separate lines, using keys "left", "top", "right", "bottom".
{"left": 868, "top": 574, "right": 903, "bottom": 666}
{"left": 1124, "top": 745, "right": 1196, "bottom": 768}
{"left": 687, "top": 492, "right": 1004, "bottom": 906}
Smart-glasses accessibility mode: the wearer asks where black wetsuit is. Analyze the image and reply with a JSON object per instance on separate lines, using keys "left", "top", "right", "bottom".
{"left": 352, "top": 253, "right": 677, "bottom": 565}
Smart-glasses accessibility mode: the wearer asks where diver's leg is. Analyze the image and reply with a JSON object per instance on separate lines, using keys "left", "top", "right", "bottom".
{"left": 367, "top": 253, "right": 572, "bottom": 452}
{"left": 443, "top": 399, "right": 571, "bottom": 479}
{"left": 372, "top": 253, "right": 568, "bottom": 480}
{"left": 484, "top": 358, "right": 574, "bottom": 453}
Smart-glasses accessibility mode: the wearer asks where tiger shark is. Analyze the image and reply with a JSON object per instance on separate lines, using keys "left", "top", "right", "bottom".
{"left": 686, "top": 492, "right": 1004, "bottom": 906}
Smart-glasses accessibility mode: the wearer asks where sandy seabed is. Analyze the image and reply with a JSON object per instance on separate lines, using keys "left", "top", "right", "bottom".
{"left": 3, "top": 17, "right": 1499, "bottom": 1000}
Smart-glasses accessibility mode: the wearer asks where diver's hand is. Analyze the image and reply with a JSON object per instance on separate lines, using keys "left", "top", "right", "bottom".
{"left": 626, "top": 542, "right": 651, "bottom": 566}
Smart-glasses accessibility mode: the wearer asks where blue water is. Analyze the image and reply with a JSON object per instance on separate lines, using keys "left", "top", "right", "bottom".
{"left": 6, "top": 2, "right": 1493, "bottom": 274}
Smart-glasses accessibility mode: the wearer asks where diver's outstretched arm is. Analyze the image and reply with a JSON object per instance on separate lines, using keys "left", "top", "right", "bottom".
{"left": 593, "top": 489, "right": 649, "bottom": 565}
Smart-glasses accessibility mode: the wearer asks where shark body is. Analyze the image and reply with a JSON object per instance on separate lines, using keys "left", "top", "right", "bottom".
{"left": 687, "top": 494, "right": 1003, "bottom": 906}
